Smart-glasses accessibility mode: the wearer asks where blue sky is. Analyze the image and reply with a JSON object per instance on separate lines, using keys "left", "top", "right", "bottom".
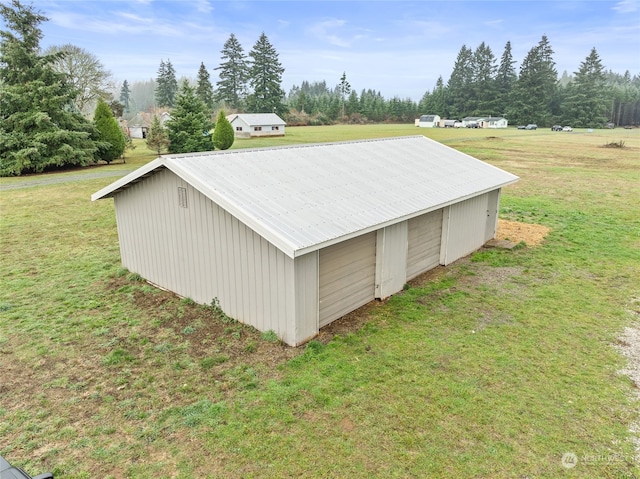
{"left": 22, "top": 0, "right": 640, "bottom": 100}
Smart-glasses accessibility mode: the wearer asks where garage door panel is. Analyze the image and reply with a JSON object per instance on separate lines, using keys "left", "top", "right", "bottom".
{"left": 319, "top": 232, "right": 376, "bottom": 327}
{"left": 407, "top": 209, "right": 443, "bottom": 280}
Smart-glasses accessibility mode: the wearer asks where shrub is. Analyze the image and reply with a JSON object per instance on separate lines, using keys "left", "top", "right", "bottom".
{"left": 212, "top": 110, "right": 235, "bottom": 150}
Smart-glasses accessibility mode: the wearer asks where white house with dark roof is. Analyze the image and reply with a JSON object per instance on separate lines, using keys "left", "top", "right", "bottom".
{"left": 480, "top": 117, "right": 508, "bottom": 128}
{"left": 226, "top": 113, "right": 286, "bottom": 138}
{"left": 92, "top": 136, "right": 518, "bottom": 346}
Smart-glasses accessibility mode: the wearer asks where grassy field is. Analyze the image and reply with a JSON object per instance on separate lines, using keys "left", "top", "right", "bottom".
{"left": 1, "top": 126, "right": 639, "bottom": 478}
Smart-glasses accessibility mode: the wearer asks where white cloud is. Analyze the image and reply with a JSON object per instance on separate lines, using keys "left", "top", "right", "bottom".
{"left": 193, "top": 0, "right": 213, "bottom": 14}
{"left": 613, "top": 0, "right": 637, "bottom": 13}
{"left": 307, "top": 18, "right": 351, "bottom": 47}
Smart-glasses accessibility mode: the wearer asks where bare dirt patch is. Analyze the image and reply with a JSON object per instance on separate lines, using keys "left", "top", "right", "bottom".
{"left": 496, "top": 219, "right": 551, "bottom": 246}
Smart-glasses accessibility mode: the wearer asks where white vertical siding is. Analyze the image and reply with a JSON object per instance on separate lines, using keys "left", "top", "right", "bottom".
{"left": 293, "top": 251, "right": 319, "bottom": 344}
{"left": 485, "top": 189, "right": 500, "bottom": 242}
{"left": 406, "top": 209, "right": 443, "bottom": 280}
{"left": 114, "top": 169, "right": 299, "bottom": 345}
{"left": 375, "top": 222, "right": 408, "bottom": 299}
{"left": 440, "top": 192, "right": 495, "bottom": 265}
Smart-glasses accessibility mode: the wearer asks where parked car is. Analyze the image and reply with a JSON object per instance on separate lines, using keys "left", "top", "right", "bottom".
{"left": 551, "top": 125, "right": 563, "bottom": 131}
{"left": 0, "top": 455, "right": 53, "bottom": 479}
{"left": 562, "top": 126, "right": 573, "bottom": 132}
{"left": 517, "top": 125, "right": 526, "bottom": 130}
{"left": 525, "top": 124, "right": 537, "bottom": 130}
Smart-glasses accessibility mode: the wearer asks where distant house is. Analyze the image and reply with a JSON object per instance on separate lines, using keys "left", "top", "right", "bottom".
{"left": 462, "top": 117, "right": 483, "bottom": 128}
{"left": 127, "top": 113, "right": 151, "bottom": 139}
{"left": 463, "top": 116, "right": 508, "bottom": 129}
{"left": 91, "top": 136, "right": 518, "bottom": 346}
{"left": 480, "top": 117, "right": 508, "bottom": 129}
{"left": 226, "top": 113, "right": 286, "bottom": 138}
{"left": 127, "top": 111, "right": 172, "bottom": 139}
{"left": 418, "top": 115, "right": 441, "bottom": 128}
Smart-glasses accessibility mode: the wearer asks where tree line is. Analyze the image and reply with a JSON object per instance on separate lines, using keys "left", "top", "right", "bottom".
{"left": 120, "top": 34, "right": 639, "bottom": 129}
{"left": 2, "top": 0, "right": 639, "bottom": 176}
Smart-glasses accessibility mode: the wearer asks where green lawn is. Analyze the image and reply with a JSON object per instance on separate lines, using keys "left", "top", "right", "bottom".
{"left": 1, "top": 126, "right": 639, "bottom": 478}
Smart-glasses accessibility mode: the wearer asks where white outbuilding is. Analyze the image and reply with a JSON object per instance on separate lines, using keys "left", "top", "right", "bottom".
{"left": 92, "top": 136, "right": 518, "bottom": 346}
{"left": 226, "top": 113, "right": 286, "bottom": 138}
{"left": 418, "top": 115, "right": 441, "bottom": 127}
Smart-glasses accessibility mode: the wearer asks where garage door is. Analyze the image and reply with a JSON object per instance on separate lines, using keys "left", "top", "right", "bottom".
{"left": 406, "top": 209, "right": 443, "bottom": 280}
{"left": 319, "top": 232, "right": 376, "bottom": 327}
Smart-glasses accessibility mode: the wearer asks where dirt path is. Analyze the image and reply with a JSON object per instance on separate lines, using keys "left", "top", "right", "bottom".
{"left": 0, "top": 169, "right": 134, "bottom": 191}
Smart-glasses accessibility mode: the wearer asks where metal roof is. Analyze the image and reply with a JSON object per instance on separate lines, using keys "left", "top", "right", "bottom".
{"left": 227, "top": 113, "right": 286, "bottom": 126}
{"left": 92, "top": 136, "right": 518, "bottom": 258}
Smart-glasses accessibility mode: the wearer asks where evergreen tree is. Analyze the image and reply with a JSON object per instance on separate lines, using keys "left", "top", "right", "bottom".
{"left": 509, "top": 35, "right": 558, "bottom": 126}
{"left": 212, "top": 110, "right": 234, "bottom": 150}
{"left": 93, "top": 98, "right": 125, "bottom": 164}
{"left": 447, "top": 45, "right": 474, "bottom": 118}
{"left": 120, "top": 79, "right": 131, "bottom": 113}
{"left": 338, "top": 71, "right": 351, "bottom": 119}
{"left": 166, "top": 80, "right": 214, "bottom": 154}
{"left": 246, "top": 33, "right": 286, "bottom": 115}
{"left": 471, "top": 42, "right": 498, "bottom": 115}
{"left": 562, "top": 47, "right": 607, "bottom": 127}
{"left": 196, "top": 62, "right": 215, "bottom": 111}
{"left": 0, "top": 0, "right": 100, "bottom": 176}
{"left": 155, "top": 58, "right": 178, "bottom": 108}
{"left": 495, "top": 41, "right": 517, "bottom": 117}
{"left": 215, "top": 33, "right": 248, "bottom": 110}
{"left": 146, "top": 115, "right": 170, "bottom": 155}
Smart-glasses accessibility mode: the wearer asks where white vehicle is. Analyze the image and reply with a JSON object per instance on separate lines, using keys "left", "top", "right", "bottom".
{"left": 563, "top": 126, "right": 573, "bottom": 132}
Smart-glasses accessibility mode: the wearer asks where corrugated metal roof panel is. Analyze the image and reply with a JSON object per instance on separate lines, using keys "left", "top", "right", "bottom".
{"left": 229, "top": 113, "right": 286, "bottom": 125}
{"left": 93, "top": 136, "right": 518, "bottom": 258}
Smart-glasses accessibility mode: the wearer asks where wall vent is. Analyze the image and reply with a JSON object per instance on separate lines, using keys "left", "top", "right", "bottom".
{"left": 178, "top": 187, "right": 188, "bottom": 208}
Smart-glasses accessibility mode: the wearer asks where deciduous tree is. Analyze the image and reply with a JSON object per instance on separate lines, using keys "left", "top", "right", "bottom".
{"left": 45, "top": 43, "right": 113, "bottom": 115}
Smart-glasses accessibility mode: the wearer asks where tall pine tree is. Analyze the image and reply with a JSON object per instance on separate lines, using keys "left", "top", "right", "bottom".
{"left": 246, "top": 33, "right": 286, "bottom": 115}
{"left": 196, "top": 62, "right": 215, "bottom": 111}
{"left": 562, "top": 47, "right": 607, "bottom": 127}
{"left": 495, "top": 41, "right": 517, "bottom": 117}
{"left": 215, "top": 33, "right": 248, "bottom": 110}
{"left": 0, "top": 0, "right": 100, "bottom": 176}
{"left": 509, "top": 35, "right": 558, "bottom": 126}
{"left": 120, "top": 79, "right": 131, "bottom": 113}
{"left": 471, "top": 42, "right": 498, "bottom": 115}
{"left": 447, "top": 45, "right": 474, "bottom": 118}
{"left": 155, "top": 59, "right": 178, "bottom": 108}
